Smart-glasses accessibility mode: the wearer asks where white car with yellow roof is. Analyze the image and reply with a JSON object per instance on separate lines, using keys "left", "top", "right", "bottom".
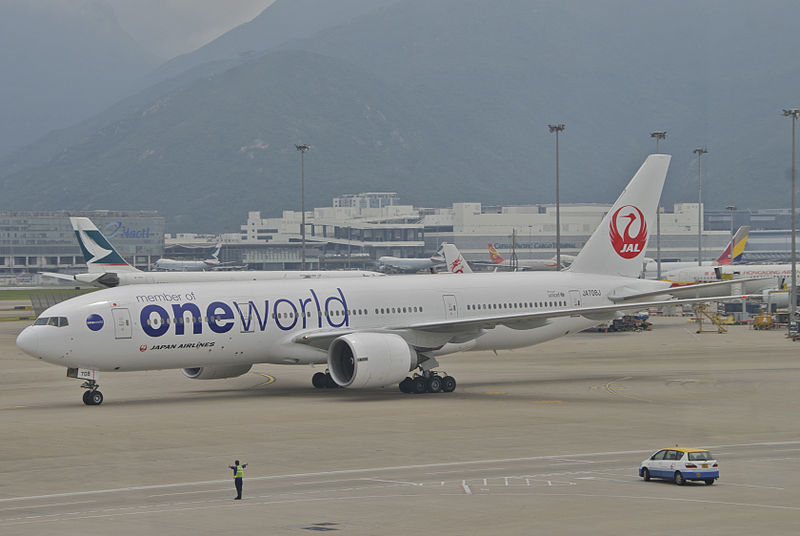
{"left": 639, "top": 447, "right": 719, "bottom": 485}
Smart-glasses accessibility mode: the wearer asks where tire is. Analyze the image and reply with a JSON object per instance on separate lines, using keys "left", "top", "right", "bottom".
{"left": 441, "top": 375, "right": 457, "bottom": 393}
{"left": 642, "top": 468, "right": 650, "bottom": 481}
{"left": 312, "top": 372, "right": 327, "bottom": 389}
{"left": 674, "top": 471, "right": 685, "bottom": 486}
{"left": 412, "top": 377, "right": 427, "bottom": 394}
{"left": 427, "top": 375, "right": 443, "bottom": 393}
{"left": 324, "top": 373, "right": 338, "bottom": 388}
{"left": 89, "top": 391, "right": 103, "bottom": 406}
{"left": 399, "top": 377, "right": 413, "bottom": 393}
{"left": 704, "top": 479, "right": 715, "bottom": 485}
{"left": 82, "top": 390, "right": 93, "bottom": 405}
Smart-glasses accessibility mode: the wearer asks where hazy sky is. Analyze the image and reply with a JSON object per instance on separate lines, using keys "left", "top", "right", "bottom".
{"left": 107, "top": 0, "right": 275, "bottom": 59}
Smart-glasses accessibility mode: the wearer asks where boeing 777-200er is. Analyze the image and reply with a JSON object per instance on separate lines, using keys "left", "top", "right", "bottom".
{"left": 18, "top": 155, "right": 746, "bottom": 405}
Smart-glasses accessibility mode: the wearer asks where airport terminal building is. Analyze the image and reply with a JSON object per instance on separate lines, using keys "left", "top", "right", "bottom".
{"left": 2, "top": 196, "right": 797, "bottom": 284}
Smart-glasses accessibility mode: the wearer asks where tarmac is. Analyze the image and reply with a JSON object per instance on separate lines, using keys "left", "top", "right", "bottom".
{"left": 1, "top": 314, "right": 799, "bottom": 535}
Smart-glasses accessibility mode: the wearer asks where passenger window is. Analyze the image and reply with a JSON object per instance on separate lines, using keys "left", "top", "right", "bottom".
{"left": 651, "top": 450, "right": 667, "bottom": 460}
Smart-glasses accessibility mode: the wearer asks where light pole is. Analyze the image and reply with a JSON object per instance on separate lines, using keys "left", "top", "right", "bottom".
{"left": 651, "top": 131, "right": 666, "bottom": 278}
{"left": 693, "top": 148, "right": 708, "bottom": 266}
{"left": 548, "top": 123, "right": 565, "bottom": 270}
{"left": 725, "top": 205, "right": 736, "bottom": 238}
{"left": 295, "top": 143, "right": 310, "bottom": 270}
{"left": 783, "top": 108, "right": 799, "bottom": 332}
{"left": 650, "top": 131, "right": 666, "bottom": 153}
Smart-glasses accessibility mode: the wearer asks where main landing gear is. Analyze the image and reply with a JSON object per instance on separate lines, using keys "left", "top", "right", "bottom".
{"left": 399, "top": 372, "right": 457, "bottom": 394}
{"left": 81, "top": 380, "right": 104, "bottom": 406}
{"left": 312, "top": 371, "right": 340, "bottom": 389}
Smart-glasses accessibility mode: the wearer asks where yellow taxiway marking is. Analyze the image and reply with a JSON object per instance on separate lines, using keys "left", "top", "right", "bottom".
{"left": 252, "top": 373, "right": 276, "bottom": 387}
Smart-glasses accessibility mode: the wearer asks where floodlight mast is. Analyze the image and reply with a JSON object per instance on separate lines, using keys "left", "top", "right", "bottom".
{"left": 693, "top": 147, "right": 708, "bottom": 267}
{"left": 548, "top": 123, "right": 565, "bottom": 269}
{"left": 783, "top": 108, "right": 800, "bottom": 334}
{"left": 295, "top": 144, "right": 311, "bottom": 270}
{"left": 651, "top": 131, "right": 667, "bottom": 278}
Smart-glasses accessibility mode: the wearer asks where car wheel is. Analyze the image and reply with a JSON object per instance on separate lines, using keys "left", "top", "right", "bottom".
{"left": 674, "top": 471, "right": 685, "bottom": 486}
{"left": 704, "top": 479, "right": 715, "bottom": 485}
{"left": 642, "top": 468, "right": 650, "bottom": 481}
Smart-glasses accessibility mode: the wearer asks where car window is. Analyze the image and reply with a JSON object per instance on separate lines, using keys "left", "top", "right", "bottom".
{"left": 688, "top": 451, "right": 712, "bottom": 461}
{"left": 665, "top": 450, "right": 680, "bottom": 460}
{"left": 651, "top": 450, "right": 667, "bottom": 460}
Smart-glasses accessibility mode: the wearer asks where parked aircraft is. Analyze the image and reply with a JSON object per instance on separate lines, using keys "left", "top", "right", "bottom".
{"left": 376, "top": 244, "right": 445, "bottom": 273}
{"left": 152, "top": 244, "right": 226, "bottom": 271}
{"left": 441, "top": 243, "right": 473, "bottom": 273}
{"left": 18, "top": 155, "right": 746, "bottom": 405}
{"left": 641, "top": 226, "right": 749, "bottom": 279}
{"left": 487, "top": 243, "right": 574, "bottom": 271}
{"left": 41, "top": 217, "right": 384, "bottom": 288}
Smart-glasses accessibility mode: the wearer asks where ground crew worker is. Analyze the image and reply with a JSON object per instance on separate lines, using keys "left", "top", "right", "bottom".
{"left": 229, "top": 460, "right": 248, "bottom": 500}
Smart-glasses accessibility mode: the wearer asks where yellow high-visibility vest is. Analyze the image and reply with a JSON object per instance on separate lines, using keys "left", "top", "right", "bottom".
{"left": 235, "top": 465, "right": 244, "bottom": 478}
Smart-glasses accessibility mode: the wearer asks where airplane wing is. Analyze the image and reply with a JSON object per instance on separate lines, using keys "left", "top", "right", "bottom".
{"left": 610, "top": 277, "right": 771, "bottom": 303}
{"left": 39, "top": 272, "right": 77, "bottom": 283}
{"left": 294, "top": 294, "right": 742, "bottom": 351}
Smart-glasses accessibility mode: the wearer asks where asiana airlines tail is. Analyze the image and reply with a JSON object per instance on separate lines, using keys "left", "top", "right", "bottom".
{"left": 17, "top": 155, "right": 746, "bottom": 405}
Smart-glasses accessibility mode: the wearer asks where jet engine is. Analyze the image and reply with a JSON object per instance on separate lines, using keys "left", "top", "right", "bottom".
{"left": 181, "top": 364, "right": 252, "bottom": 380}
{"left": 328, "top": 333, "right": 417, "bottom": 388}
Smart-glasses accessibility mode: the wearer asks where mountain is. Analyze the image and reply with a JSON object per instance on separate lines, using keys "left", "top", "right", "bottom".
{"left": 0, "top": 0, "right": 160, "bottom": 157}
{"left": 149, "top": 0, "right": 398, "bottom": 85}
{"left": 2, "top": 0, "right": 800, "bottom": 232}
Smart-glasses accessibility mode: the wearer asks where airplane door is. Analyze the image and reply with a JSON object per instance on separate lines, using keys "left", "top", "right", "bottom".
{"left": 569, "top": 290, "right": 582, "bottom": 308}
{"left": 111, "top": 308, "right": 132, "bottom": 339}
{"left": 443, "top": 295, "right": 458, "bottom": 319}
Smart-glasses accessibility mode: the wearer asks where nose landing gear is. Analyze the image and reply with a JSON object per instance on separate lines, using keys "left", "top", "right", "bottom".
{"left": 81, "top": 380, "right": 104, "bottom": 405}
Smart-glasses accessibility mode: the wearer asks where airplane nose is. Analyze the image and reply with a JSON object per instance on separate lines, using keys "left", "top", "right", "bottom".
{"left": 16, "top": 326, "right": 39, "bottom": 357}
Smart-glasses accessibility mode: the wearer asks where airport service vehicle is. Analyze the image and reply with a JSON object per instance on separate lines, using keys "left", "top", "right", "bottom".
{"left": 18, "top": 155, "right": 747, "bottom": 405}
{"left": 41, "top": 217, "right": 383, "bottom": 288}
{"left": 639, "top": 447, "right": 719, "bottom": 485}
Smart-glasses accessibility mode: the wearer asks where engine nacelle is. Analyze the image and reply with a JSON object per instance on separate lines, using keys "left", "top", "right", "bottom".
{"left": 181, "top": 364, "right": 252, "bottom": 380}
{"left": 328, "top": 333, "right": 417, "bottom": 388}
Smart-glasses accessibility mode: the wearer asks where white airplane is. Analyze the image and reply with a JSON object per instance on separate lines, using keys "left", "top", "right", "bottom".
{"left": 376, "top": 244, "right": 445, "bottom": 273}
{"left": 152, "top": 244, "right": 226, "bottom": 271}
{"left": 18, "top": 155, "right": 747, "bottom": 405}
{"left": 41, "top": 217, "right": 384, "bottom": 288}
{"left": 488, "top": 243, "right": 574, "bottom": 271}
{"left": 641, "top": 225, "right": 750, "bottom": 279}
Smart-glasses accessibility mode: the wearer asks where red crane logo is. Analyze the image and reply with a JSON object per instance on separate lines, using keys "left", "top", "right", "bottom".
{"left": 609, "top": 205, "right": 647, "bottom": 259}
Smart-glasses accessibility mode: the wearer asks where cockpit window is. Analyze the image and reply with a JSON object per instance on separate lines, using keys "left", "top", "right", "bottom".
{"left": 34, "top": 316, "right": 69, "bottom": 327}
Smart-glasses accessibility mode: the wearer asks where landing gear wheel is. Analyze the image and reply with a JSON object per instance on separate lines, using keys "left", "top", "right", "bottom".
{"left": 674, "top": 471, "right": 685, "bottom": 486}
{"left": 399, "top": 377, "right": 413, "bottom": 393}
{"left": 427, "top": 375, "right": 443, "bottom": 393}
{"left": 312, "top": 372, "right": 327, "bottom": 389}
{"left": 412, "top": 377, "right": 427, "bottom": 394}
{"left": 642, "top": 468, "right": 650, "bottom": 481}
{"left": 324, "top": 372, "right": 338, "bottom": 388}
{"left": 83, "top": 390, "right": 103, "bottom": 406}
{"left": 441, "top": 375, "right": 456, "bottom": 393}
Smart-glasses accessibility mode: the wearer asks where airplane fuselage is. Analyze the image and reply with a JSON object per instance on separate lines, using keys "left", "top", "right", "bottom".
{"left": 18, "top": 271, "right": 668, "bottom": 373}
